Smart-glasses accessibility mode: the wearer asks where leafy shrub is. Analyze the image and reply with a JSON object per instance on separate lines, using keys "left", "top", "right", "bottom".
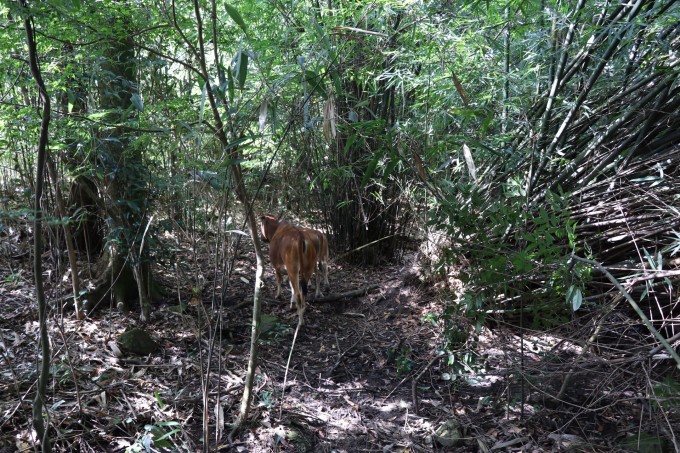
{"left": 430, "top": 184, "right": 590, "bottom": 346}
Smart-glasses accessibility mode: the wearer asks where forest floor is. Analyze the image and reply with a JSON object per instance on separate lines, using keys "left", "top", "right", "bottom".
{"left": 0, "top": 231, "right": 675, "bottom": 452}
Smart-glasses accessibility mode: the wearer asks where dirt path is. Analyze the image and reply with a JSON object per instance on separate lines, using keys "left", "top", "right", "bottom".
{"left": 0, "top": 242, "right": 669, "bottom": 452}
{"left": 246, "top": 262, "right": 451, "bottom": 451}
{"left": 1, "top": 246, "right": 465, "bottom": 452}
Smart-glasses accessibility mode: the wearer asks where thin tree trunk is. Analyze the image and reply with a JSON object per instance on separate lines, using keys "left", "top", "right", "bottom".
{"left": 45, "top": 154, "right": 82, "bottom": 318}
{"left": 22, "top": 3, "right": 53, "bottom": 451}
{"left": 502, "top": 6, "right": 510, "bottom": 135}
{"left": 530, "top": 0, "right": 587, "bottom": 192}
{"left": 184, "top": 0, "right": 268, "bottom": 439}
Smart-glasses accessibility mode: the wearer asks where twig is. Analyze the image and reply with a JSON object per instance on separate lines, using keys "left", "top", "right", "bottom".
{"left": 491, "top": 437, "right": 530, "bottom": 450}
{"left": 312, "top": 285, "right": 380, "bottom": 303}
{"left": 384, "top": 354, "right": 441, "bottom": 402}
{"left": 572, "top": 255, "right": 680, "bottom": 369}
{"left": 239, "top": 285, "right": 379, "bottom": 310}
{"left": 279, "top": 320, "right": 302, "bottom": 420}
{"left": 333, "top": 236, "right": 397, "bottom": 261}
{"left": 411, "top": 379, "right": 418, "bottom": 415}
{"left": 329, "top": 329, "right": 365, "bottom": 375}
{"left": 649, "top": 331, "right": 680, "bottom": 356}
{"left": 557, "top": 297, "right": 619, "bottom": 400}
{"left": 414, "top": 354, "right": 441, "bottom": 383}
{"left": 623, "top": 270, "right": 680, "bottom": 286}
{"left": 55, "top": 323, "right": 83, "bottom": 417}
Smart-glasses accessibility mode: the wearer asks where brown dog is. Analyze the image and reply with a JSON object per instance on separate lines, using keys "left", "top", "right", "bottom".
{"left": 260, "top": 214, "right": 317, "bottom": 325}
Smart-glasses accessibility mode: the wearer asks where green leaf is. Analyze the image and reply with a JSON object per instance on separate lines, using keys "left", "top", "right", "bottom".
{"left": 219, "top": 158, "right": 247, "bottom": 168}
{"left": 87, "top": 111, "right": 109, "bottom": 121}
{"left": 567, "top": 285, "right": 583, "bottom": 311}
{"left": 361, "top": 153, "right": 380, "bottom": 188}
{"left": 305, "top": 70, "right": 326, "bottom": 98}
{"left": 311, "top": 16, "right": 341, "bottom": 93}
{"left": 131, "top": 93, "right": 144, "bottom": 112}
{"left": 156, "top": 421, "right": 181, "bottom": 427}
{"left": 383, "top": 149, "right": 401, "bottom": 179}
{"left": 235, "top": 51, "right": 248, "bottom": 89}
{"left": 343, "top": 133, "right": 357, "bottom": 157}
{"left": 258, "top": 98, "right": 268, "bottom": 131}
{"left": 67, "top": 91, "right": 75, "bottom": 113}
{"left": 199, "top": 83, "right": 207, "bottom": 123}
{"left": 55, "top": 0, "right": 81, "bottom": 10}
{"left": 225, "top": 4, "right": 247, "bottom": 35}
{"left": 227, "top": 68, "right": 234, "bottom": 101}
{"left": 154, "top": 390, "right": 165, "bottom": 409}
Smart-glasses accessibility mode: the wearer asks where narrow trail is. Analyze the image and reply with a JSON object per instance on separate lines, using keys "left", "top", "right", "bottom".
{"left": 248, "top": 261, "right": 451, "bottom": 451}
{"left": 0, "top": 241, "right": 466, "bottom": 451}
{"left": 0, "top": 239, "right": 666, "bottom": 451}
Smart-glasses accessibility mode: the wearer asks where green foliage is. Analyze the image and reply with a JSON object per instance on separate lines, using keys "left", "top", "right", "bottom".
{"left": 224, "top": 4, "right": 248, "bottom": 35}
{"left": 126, "top": 421, "right": 182, "bottom": 453}
{"left": 255, "top": 373, "right": 275, "bottom": 409}
{"left": 1, "top": 1, "right": 677, "bottom": 450}
{"left": 3, "top": 270, "right": 26, "bottom": 286}
{"left": 257, "top": 390, "right": 274, "bottom": 409}
{"left": 386, "top": 343, "right": 414, "bottom": 375}
{"left": 118, "top": 391, "right": 183, "bottom": 452}
{"left": 652, "top": 377, "right": 680, "bottom": 412}
{"left": 258, "top": 314, "right": 289, "bottom": 341}
{"left": 50, "top": 356, "right": 75, "bottom": 385}
{"left": 432, "top": 185, "right": 589, "bottom": 335}
{"left": 622, "top": 432, "right": 668, "bottom": 453}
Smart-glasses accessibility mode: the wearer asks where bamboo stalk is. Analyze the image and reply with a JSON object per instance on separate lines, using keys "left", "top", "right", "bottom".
{"left": 572, "top": 256, "right": 680, "bottom": 369}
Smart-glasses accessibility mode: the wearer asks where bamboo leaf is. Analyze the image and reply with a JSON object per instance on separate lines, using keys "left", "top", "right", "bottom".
{"left": 227, "top": 68, "right": 234, "bottom": 101}
{"left": 311, "top": 16, "right": 341, "bottom": 93}
{"left": 361, "top": 153, "right": 380, "bottom": 188}
{"left": 258, "top": 98, "right": 268, "bottom": 132}
{"left": 462, "top": 144, "right": 477, "bottom": 183}
{"left": 225, "top": 4, "right": 247, "bottom": 35}
{"left": 305, "top": 70, "right": 327, "bottom": 98}
{"left": 322, "top": 95, "right": 336, "bottom": 143}
{"left": 130, "top": 93, "right": 144, "bottom": 112}
{"left": 567, "top": 285, "right": 583, "bottom": 311}
{"left": 236, "top": 51, "right": 248, "bottom": 89}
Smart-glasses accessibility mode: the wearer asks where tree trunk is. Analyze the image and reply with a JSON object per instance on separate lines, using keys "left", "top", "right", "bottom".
{"left": 94, "top": 12, "right": 153, "bottom": 322}
{"left": 22, "top": 4, "right": 53, "bottom": 450}
{"left": 184, "top": 0, "right": 268, "bottom": 438}
{"left": 45, "top": 154, "right": 83, "bottom": 318}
